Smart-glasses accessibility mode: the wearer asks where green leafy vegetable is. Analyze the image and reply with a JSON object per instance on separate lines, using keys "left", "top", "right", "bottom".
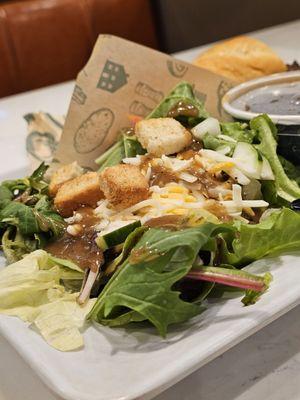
{"left": 0, "top": 163, "right": 65, "bottom": 263}
{"left": 104, "top": 226, "right": 147, "bottom": 276}
{"left": 146, "top": 81, "right": 209, "bottom": 126}
{"left": 96, "top": 82, "right": 208, "bottom": 170}
{"left": 202, "top": 133, "right": 236, "bottom": 156}
{"left": 1, "top": 227, "right": 37, "bottom": 264}
{"left": 89, "top": 224, "right": 223, "bottom": 336}
{"left": 123, "top": 135, "right": 146, "bottom": 158}
{"left": 96, "top": 135, "right": 146, "bottom": 172}
{"left": 279, "top": 155, "right": 300, "bottom": 186}
{"left": 28, "top": 162, "right": 49, "bottom": 192}
{"left": 251, "top": 115, "right": 300, "bottom": 202}
{"left": 0, "top": 250, "right": 91, "bottom": 351}
{"left": 187, "top": 265, "right": 272, "bottom": 305}
{"left": 221, "top": 122, "right": 256, "bottom": 143}
{"left": 95, "top": 139, "right": 125, "bottom": 170}
{"left": 242, "top": 272, "right": 273, "bottom": 306}
{"left": 0, "top": 185, "right": 12, "bottom": 210}
{"left": 222, "top": 208, "right": 300, "bottom": 266}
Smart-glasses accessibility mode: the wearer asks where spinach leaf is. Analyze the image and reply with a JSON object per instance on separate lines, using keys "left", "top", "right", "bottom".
{"left": 0, "top": 185, "right": 13, "bottom": 210}
{"left": 2, "top": 163, "right": 48, "bottom": 195}
{"left": 34, "top": 210, "right": 65, "bottom": 237}
{"left": 0, "top": 163, "right": 64, "bottom": 263}
{"left": 146, "top": 81, "right": 209, "bottom": 127}
{"left": 89, "top": 224, "right": 222, "bottom": 336}
{"left": 104, "top": 226, "right": 147, "bottom": 276}
{"left": 29, "top": 162, "right": 49, "bottom": 192}
{"left": 0, "top": 202, "right": 39, "bottom": 235}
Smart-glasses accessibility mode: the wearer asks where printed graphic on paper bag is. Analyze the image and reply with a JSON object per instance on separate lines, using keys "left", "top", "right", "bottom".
{"left": 129, "top": 101, "right": 152, "bottom": 117}
{"left": 217, "top": 80, "right": 235, "bottom": 116}
{"left": 72, "top": 85, "right": 87, "bottom": 105}
{"left": 97, "top": 60, "right": 128, "bottom": 93}
{"left": 166, "top": 60, "right": 188, "bottom": 78}
{"left": 26, "top": 131, "right": 58, "bottom": 162}
{"left": 74, "top": 108, "right": 114, "bottom": 154}
{"left": 135, "top": 82, "right": 164, "bottom": 104}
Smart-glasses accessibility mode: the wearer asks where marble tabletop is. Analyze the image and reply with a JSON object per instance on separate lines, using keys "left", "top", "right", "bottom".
{"left": 0, "top": 19, "right": 300, "bottom": 400}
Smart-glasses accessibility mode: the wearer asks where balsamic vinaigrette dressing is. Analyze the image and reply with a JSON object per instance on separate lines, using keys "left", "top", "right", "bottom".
{"left": 167, "top": 100, "right": 199, "bottom": 118}
{"left": 45, "top": 207, "right": 103, "bottom": 272}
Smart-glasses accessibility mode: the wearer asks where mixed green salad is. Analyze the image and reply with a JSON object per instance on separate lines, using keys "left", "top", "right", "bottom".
{"left": 0, "top": 82, "right": 300, "bottom": 351}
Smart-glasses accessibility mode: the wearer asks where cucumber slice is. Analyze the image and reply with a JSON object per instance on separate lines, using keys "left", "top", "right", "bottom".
{"left": 96, "top": 220, "right": 141, "bottom": 251}
{"left": 191, "top": 117, "right": 221, "bottom": 140}
{"left": 260, "top": 156, "right": 275, "bottom": 180}
{"left": 216, "top": 145, "right": 232, "bottom": 155}
{"left": 232, "top": 142, "right": 262, "bottom": 179}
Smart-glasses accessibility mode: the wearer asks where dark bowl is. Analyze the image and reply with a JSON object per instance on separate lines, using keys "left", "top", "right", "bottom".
{"left": 277, "top": 125, "right": 300, "bottom": 166}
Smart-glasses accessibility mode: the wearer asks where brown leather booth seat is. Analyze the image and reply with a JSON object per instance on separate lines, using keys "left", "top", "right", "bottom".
{"left": 0, "top": 0, "right": 158, "bottom": 98}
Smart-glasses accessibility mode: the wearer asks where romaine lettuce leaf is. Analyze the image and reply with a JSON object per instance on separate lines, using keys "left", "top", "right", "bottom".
{"left": 0, "top": 250, "right": 92, "bottom": 351}
{"left": 251, "top": 115, "right": 300, "bottom": 202}
{"left": 222, "top": 208, "right": 300, "bottom": 266}
{"left": 89, "top": 224, "right": 223, "bottom": 336}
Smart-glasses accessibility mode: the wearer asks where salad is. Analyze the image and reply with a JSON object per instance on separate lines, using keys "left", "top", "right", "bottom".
{"left": 0, "top": 82, "right": 300, "bottom": 351}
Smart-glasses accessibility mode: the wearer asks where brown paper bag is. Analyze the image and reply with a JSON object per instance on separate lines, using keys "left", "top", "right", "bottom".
{"left": 55, "top": 35, "right": 234, "bottom": 169}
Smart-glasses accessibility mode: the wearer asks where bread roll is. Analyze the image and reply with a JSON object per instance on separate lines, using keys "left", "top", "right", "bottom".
{"left": 193, "top": 36, "right": 286, "bottom": 82}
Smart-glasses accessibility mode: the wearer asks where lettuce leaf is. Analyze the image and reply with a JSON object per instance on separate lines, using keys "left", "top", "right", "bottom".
{"left": 221, "top": 122, "right": 256, "bottom": 143}
{"left": 251, "top": 115, "right": 300, "bottom": 202}
{"left": 202, "top": 133, "right": 236, "bottom": 156}
{"left": 0, "top": 250, "right": 92, "bottom": 351}
{"left": 89, "top": 224, "right": 223, "bottom": 336}
{"left": 222, "top": 208, "right": 300, "bottom": 266}
{"left": 33, "top": 293, "right": 95, "bottom": 352}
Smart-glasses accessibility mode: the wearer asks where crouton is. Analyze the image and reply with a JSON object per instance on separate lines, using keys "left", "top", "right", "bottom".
{"left": 49, "top": 162, "right": 83, "bottom": 197}
{"left": 54, "top": 172, "right": 103, "bottom": 217}
{"left": 100, "top": 164, "right": 149, "bottom": 210}
{"left": 135, "top": 117, "right": 192, "bottom": 157}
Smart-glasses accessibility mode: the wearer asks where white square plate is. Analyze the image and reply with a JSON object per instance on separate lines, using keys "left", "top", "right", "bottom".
{"left": 0, "top": 169, "right": 300, "bottom": 400}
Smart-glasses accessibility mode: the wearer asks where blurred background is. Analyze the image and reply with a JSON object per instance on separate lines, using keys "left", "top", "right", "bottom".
{"left": 0, "top": 0, "right": 299, "bottom": 98}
